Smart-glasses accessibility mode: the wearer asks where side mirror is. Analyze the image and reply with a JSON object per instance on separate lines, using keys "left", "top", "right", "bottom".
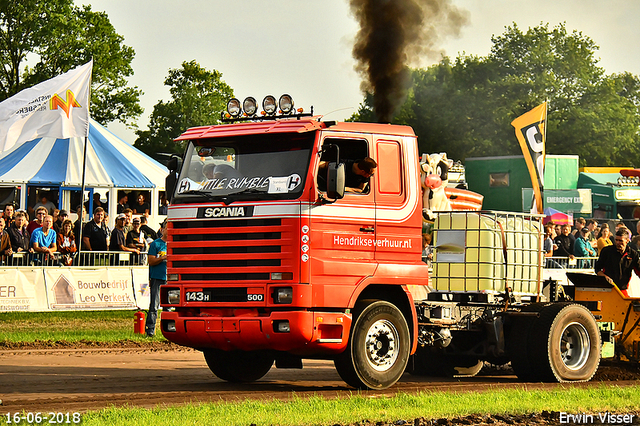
{"left": 326, "top": 162, "right": 345, "bottom": 200}
{"left": 165, "top": 156, "right": 183, "bottom": 201}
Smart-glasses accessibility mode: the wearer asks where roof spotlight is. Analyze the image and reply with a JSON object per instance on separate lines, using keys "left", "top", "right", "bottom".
{"left": 226, "top": 98, "right": 241, "bottom": 117}
{"left": 243, "top": 97, "right": 257, "bottom": 116}
{"left": 263, "top": 95, "right": 277, "bottom": 115}
{"left": 279, "top": 94, "right": 294, "bottom": 114}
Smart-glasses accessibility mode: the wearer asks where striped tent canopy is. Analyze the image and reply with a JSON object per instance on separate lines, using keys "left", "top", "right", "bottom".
{"left": 0, "top": 119, "right": 167, "bottom": 188}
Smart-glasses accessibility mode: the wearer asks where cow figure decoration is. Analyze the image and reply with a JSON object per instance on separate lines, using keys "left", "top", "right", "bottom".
{"left": 420, "top": 153, "right": 452, "bottom": 220}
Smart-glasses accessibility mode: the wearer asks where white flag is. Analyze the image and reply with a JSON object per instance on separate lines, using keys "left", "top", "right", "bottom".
{"left": 0, "top": 60, "right": 93, "bottom": 152}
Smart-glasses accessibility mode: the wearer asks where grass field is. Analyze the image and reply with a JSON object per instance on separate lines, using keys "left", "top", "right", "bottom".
{"left": 0, "top": 310, "right": 162, "bottom": 342}
{"left": 81, "top": 386, "right": 640, "bottom": 426}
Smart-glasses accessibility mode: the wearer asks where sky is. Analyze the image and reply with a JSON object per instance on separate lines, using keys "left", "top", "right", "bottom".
{"left": 80, "top": 0, "right": 640, "bottom": 144}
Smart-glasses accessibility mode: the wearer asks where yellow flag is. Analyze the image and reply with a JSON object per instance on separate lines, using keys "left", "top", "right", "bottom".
{"left": 512, "top": 102, "right": 547, "bottom": 214}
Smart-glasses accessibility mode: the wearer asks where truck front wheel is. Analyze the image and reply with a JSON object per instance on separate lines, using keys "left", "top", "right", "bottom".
{"left": 203, "top": 349, "right": 274, "bottom": 382}
{"left": 334, "top": 301, "right": 410, "bottom": 390}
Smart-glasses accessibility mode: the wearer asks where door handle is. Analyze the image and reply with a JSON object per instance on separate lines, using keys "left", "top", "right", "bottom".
{"left": 360, "top": 226, "right": 375, "bottom": 233}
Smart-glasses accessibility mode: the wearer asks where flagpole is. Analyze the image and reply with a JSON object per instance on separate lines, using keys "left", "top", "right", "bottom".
{"left": 77, "top": 59, "right": 93, "bottom": 260}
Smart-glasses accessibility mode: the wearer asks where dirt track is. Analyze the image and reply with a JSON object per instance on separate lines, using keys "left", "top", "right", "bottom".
{"left": 1, "top": 344, "right": 640, "bottom": 418}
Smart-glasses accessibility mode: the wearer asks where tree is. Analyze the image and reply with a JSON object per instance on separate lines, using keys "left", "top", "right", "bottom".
{"left": 350, "top": 23, "right": 640, "bottom": 166}
{"left": 134, "top": 60, "right": 234, "bottom": 156}
{"left": 0, "top": 0, "right": 142, "bottom": 125}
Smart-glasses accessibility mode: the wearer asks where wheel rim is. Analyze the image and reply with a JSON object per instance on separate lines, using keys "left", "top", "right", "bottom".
{"left": 559, "top": 321, "right": 590, "bottom": 371}
{"left": 365, "top": 319, "right": 400, "bottom": 371}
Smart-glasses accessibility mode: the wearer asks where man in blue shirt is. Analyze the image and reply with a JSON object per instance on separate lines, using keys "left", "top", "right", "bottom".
{"left": 145, "top": 220, "right": 167, "bottom": 337}
{"left": 30, "top": 215, "right": 57, "bottom": 263}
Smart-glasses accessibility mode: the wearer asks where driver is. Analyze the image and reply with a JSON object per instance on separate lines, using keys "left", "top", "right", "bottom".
{"left": 202, "top": 163, "right": 217, "bottom": 180}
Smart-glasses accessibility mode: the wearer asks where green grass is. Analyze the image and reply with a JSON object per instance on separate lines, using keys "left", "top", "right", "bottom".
{"left": 81, "top": 386, "right": 640, "bottom": 426}
{"left": 0, "top": 310, "right": 164, "bottom": 343}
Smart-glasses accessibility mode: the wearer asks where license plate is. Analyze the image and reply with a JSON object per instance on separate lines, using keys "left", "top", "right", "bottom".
{"left": 185, "top": 291, "right": 211, "bottom": 302}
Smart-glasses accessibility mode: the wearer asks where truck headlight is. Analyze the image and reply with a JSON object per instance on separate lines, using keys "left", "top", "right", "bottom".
{"left": 273, "top": 287, "right": 293, "bottom": 304}
{"left": 167, "top": 289, "right": 180, "bottom": 305}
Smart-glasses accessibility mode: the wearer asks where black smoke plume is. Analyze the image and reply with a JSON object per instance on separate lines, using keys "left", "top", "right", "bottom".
{"left": 349, "top": 0, "right": 468, "bottom": 123}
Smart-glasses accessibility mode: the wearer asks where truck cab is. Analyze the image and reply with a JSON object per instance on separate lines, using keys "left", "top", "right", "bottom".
{"left": 161, "top": 113, "right": 426, "bottom": 389}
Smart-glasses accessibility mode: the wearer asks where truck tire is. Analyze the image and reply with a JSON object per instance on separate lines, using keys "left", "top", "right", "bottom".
{"left": 507, "top": 303, "right": 548, "bottom": 382}
{"left": 203, "top": 349, "right": 274, "bottom": 382}
{"left": 407, "top": 346, "right": 483, "bottom": 377}
{"left": 334, "top": 301, "right": 410, "bottom": 390}
{"left": 528, "top": 303, "right": 600, "bottom": 382}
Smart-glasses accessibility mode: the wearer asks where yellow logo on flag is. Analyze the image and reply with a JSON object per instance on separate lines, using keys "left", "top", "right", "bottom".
{"left": 49, "top": 90, "right": 81, "bottom": 118}
{"left": 512, "top": 102, "right": 547, "bottom": 214}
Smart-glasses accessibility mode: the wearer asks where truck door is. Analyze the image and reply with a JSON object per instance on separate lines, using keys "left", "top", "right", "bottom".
{"left": 309, "top": 135, "right": 376, "bottom": 306}
{"left": 373, "top": 138, "right": 422, "bottom": 264}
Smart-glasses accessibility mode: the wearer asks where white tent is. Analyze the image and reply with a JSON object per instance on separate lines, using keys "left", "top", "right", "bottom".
{"left": 0, "top": 119, "right": 168, "bottom": 227}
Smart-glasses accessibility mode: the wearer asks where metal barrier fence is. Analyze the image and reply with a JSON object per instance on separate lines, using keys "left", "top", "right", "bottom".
{"left": 545, "top": 256, "right": 597, "bottom": 269}
{"left": 0, "top": 251, "right": 148, "bottom": 267}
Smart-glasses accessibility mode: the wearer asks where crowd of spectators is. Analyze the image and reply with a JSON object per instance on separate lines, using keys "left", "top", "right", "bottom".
{"left": 543, "top": 217, "right": 640, "bottom": 270}
{"left": 0, "top": 190, "right": 165, "bottom": 266}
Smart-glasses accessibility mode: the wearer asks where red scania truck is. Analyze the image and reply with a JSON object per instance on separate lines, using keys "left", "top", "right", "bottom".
{"left": 160, "top": 96, "right": 612, "bottom": 389}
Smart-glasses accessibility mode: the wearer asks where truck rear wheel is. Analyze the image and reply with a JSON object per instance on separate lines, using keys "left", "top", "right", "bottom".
{"left": 529, "top": 303, "right": 600, "bottom": 382}
{"left": 334, "top": 301, "right": 410, "bottom": 390}
{"left": 203, "top": 349, "right": 274, "bottom": 382}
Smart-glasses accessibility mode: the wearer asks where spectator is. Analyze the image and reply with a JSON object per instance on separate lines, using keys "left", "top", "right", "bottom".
{"left": 27, "top": 206, "right": 48, "bottom": 234}
{"left": 554, "top": 224, "right": 575, "bottom": 260}
{"left": 53, "top": 209, "right": 68, "bottom": 235}
{"left": 57, "top": 219, "right": 77, "bottom": 266}
{"left": 126, "top": 217, "right": 146, "bottom": 264}
{"left": 110, "top": 213, "right": 139, "bottom": 255}
{"left": 3, "top": 203, "right": 14, "bottom": 227}
{"left": 575, "top": 227, "right": 595, "bottom": 268}
{"left": 571, "top": 217, "right": 586, "bottom": 238}
{"left": 145, "top": 220, "right": 168, "bottom": 337}
{"left": 159, "top": 193, "right": 168, "bottom": 215}
{"left": 132, "top": 193, "right": 150, "bottom": 216}
{"left": 123, "top": 208, "right": 134, "bottom": 236}
{"left": 586, "top": 219, "right": 598, "bottom": 249}
{"left": 139, "top": 215, "right": 157, "bottom": 242}
{"left": 6, "top": 211, "right": 31, "bottom": 254}
{"left": 0, "top": 217, "right": 11, "bottom": 263}
{"left": 34, "top": 193, "right": 56, "bottom": 215}
{"left": 30, "top": 214, "right": 57, "bottom": 262}
{"left": 611, "top": 222, "right": 631, "bottom": 245}
{"left": 597, "top": 223, "right": 613, "bottom": 254}
{"left": 85, "top": 193, "right": 105, "bottom": 214}
{"left": 82, "top": 207, "right": 109, "bottom": 251}
{"left": 73, "top": 205, "right": 86, "bottom": 246}
{"left": 117, "top": 192, "right": 129, "bottom": 214}
{"left": 544, "top": 223, "right": 560, "bottom": 268}
{"left": 596, "top": 228, "right": 640, "bottom": 297}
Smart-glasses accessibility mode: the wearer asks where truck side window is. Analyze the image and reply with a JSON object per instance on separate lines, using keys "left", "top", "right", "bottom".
{"left": 318, "top": 138, "right": 370, "bottom": 194}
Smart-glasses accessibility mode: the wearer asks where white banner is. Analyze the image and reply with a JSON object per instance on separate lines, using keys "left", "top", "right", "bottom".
{"left": 0, "top": 60, "right": 93, "bottom": 152}
{"left": 131, "top": 267, "right": 151, "bottom": 309}
{"left": 44, "top": 267, "right": 136, "bottom": 310}
{"left": 0, "top": 268, "right": 48, "bottom": 312}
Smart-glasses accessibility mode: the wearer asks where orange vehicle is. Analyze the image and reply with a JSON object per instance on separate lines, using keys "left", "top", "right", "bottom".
{"left": 160, "top": 95, "right": 615, "bottom": 389}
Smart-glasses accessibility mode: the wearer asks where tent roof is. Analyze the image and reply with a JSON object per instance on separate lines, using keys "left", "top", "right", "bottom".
{"left": 0, "top": 119, "right": 167, "bottom": 188}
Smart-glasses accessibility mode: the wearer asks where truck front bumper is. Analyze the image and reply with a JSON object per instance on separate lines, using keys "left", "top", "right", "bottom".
{"left": 161, "top": 309, "right": 352, "bottom": 355}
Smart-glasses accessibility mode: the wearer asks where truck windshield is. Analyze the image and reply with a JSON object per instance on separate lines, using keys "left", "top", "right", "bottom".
{"left": 173, "top": 132, "right": 315, "bottom": 203}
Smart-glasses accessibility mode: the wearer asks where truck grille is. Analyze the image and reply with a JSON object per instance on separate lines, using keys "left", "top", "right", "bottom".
{"left": 169, "top": 216, "right": 298, "bottom": 283}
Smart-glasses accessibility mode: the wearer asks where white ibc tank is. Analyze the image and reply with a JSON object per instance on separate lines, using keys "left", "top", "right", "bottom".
{"left": 432, "top": 212, "right": 542, "bottom": 294}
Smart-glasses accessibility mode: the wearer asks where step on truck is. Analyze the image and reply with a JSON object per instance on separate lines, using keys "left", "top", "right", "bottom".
{"left": 160, "top": 95, "right": 614, "bottom": 389}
